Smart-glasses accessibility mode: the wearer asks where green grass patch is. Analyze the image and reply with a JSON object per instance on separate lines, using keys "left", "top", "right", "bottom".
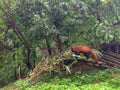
{"left": 1, "top": 68, "right": 120, "bottom": 90}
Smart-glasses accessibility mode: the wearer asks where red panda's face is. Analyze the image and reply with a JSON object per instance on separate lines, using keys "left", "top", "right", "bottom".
{"left": 70, "top": 46, "right": 74, "bottom": 52}
{"left": 71, "top": 46, "right": 79, "bottom": 53}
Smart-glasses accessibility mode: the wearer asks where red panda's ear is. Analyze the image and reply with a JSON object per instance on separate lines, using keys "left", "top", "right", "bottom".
{"left": 70, "top": 46, "right": 73, "bottom": 49}
{"left": 70, "top": 46, "right": 74, "bottom": 52}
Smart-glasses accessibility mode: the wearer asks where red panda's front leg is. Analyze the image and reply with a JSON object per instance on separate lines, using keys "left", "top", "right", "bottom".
{"left": 83, "top": 53, "right": 90, "bottom": 60}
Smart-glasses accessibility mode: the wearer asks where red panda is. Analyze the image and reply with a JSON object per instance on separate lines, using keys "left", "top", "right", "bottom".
{"left": 71, "top": 46, "right": 99, "bottom": 63}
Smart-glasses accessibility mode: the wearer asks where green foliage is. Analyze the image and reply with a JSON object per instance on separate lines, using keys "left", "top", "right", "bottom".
{"left": 1, "top": 0, "right": 120, "bottom": 88}
{"left": 2, "top": 69, "right": 120, "bottom": 90}
{"left": 0, "top": 49, "right": 27, "bottom": 86}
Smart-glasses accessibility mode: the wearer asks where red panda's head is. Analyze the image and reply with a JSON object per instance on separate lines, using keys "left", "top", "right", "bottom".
{"left": 70, "top": 46, "right": 74, "bottom": 52}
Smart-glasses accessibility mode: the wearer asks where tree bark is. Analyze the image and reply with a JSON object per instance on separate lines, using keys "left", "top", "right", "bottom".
{"left": 6, "top": 13, "right": 32, "bottom": 69}
{"left": 55, "top": 34, "right": 62, "bottom": 52}
{"left": 45, "top": 37, "right": 52, "bottom": 56}
{"left": 0, "top": 2, "right": 32, "bottom": 69}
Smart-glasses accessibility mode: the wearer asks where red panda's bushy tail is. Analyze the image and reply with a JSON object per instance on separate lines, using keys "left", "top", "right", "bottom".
{"left": 90, "top": 49, "right": 99, "bottom": 62}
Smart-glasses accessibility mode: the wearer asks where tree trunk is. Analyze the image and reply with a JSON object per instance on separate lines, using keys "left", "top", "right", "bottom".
{"left": 32, "top": 49, "right": 36, "bottom": 68}
{"left": 0, "top": 2, "right": 32, "bottom": 68}
{"left": 14, "top": 67, "right": 17, "bottom": 80}
{"left": 18, "top": 63, "right": 22, "bottom": 79}
{"left": 25, "top": 48, "right": 32, "bottom": 68}
{"left": 45, "top": 37, "right": 52, "bottom": 56}
{"left": 6, "top": 13, "right": 32, "bottom": 69}
{"left": 52, "top": 11, "right": 63, "bottom": 52}
{"left": 55, "top": 34, "right": 62, "bottom": 52}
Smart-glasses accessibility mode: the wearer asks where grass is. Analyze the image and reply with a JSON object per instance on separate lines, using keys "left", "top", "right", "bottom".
{"left": 1, "top": 68, "right": 120, "bottom": 90}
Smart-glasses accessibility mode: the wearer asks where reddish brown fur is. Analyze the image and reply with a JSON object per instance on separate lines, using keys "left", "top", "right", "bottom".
{"left": 71, "top": 46, "right": 98, "bottom": 62}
